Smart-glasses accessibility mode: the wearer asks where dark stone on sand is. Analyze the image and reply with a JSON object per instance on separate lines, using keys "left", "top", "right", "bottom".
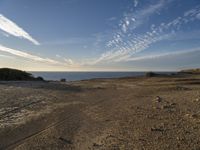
{"left": 155, "top": 96, "right": 162, "bottom": 102}
{"left": 93, "top": 143, "right": 102, "bottom": 147}
{"left": 151, "top": 127, "right": 164, "bottom": 132}
{"left": 58, "top": 137, "right": 73, "bottom": 144}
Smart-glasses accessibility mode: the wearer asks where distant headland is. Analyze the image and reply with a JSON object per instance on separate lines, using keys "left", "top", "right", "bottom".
{"left": 179, "top": 68, "right": 200, "bottom": 74}
{"left": 0, "top": 68, "right": 44, "bottom": 81}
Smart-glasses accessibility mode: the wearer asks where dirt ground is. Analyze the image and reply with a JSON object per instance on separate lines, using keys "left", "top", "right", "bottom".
{"left": 0, "top": 74, "right": 200, "bottom": 150}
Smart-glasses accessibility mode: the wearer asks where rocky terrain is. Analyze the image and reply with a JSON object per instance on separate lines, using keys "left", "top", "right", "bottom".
{"left": 0, "top": 74, "right": 200, "bottom": 149}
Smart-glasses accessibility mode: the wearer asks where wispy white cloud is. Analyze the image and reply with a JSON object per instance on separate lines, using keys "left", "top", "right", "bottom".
{"left": 0, "top": 45, "right": 60, "bottom": 65}
{"left": 184, "top": 6, "right": 200, "bottom": 17}
{"left": 119, "top": 0, "right": 167, "bottom": 34}
{"left": 107, "top": 0, "right": 171, "bottom": 49}
{"left": 125, "top": 47, "right": 200, "bottom": 62}
{"left": 196, "top": 13, "right": 200, "bottom": 20}
{"left": 108, "top": 17, "right": 117, "bottom": 21}
{"left": 95, "top": 33, "right": 171, "bottom": 63}
{"left": 64, "top": 58, "right": 74, "bottom": 65}
{"left": 134, "top": 0, "right": 138, "bottom": 7}
{"left": 55, "top": 54, "right": 76, "bottom": 66}
{"left": 93, "top": 5, "right": 200, "bottom": 64}
{"left": 0, "top": 14, "right": 40, "bottom": 45}
{"left": 56, "top": 54, "right": 61, "bottom": 58}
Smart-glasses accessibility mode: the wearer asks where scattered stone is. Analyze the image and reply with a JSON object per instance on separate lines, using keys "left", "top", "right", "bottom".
{"left": 185, "top": 113, "right": 199, "bottom": 119}
{"left": 170, "top": 103, "right": 176, "bottom": 106}
{"left": 152, "top": 106, "right": 158, "bottom": 109}
{"left": 146, "top": 114, "right": 157, "bottom": 119}
{"left": 138, "top": 138, "right": 146, "bottom": 142}
{"left": 93, "top": 143, "right": 102, "bottom": 147}
{"left": 175, "top": 86, "right": 190, "bottom": 91}
{"left": 136, "top": 106, "right": 140, "bottom": 109}
{"left": 191, "top": 114, "right": 199, "bottom": 118}
{"left": 150, "top": 124, "right": 166, "bottom": 132}
{"left": 105, "top": 119, "right": 111, "bottom": 122}
{"left": 185, "top": 114, "right": 190, "bottom": 118}
{"left": 96, "top": 87, "right": 105, "bottom": 90}
{"left": 151, "top": 127, "right": 164, "bottom": 132}
{"left": 58, "top": 137, "right": 72, "bottom": 144}
{"left": 195, "top": 98, "right": 200, "bottom": 102}
{"left": 161, "top": 105, "right": 170, "bottom": 109}
{"left": 155, "top": 96, "right": 162, "bottom": 102}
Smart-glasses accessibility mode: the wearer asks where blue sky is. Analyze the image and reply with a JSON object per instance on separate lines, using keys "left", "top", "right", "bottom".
{"left": 0, "top": 0, "right": 200, "bottom": 71}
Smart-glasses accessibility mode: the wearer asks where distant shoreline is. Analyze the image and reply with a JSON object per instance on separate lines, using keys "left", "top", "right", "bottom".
{"left": 30, "top": 71, "right": 176, "bottom": 81}
{"left": 1, "top": 68, "right": 199, "bottom": 82}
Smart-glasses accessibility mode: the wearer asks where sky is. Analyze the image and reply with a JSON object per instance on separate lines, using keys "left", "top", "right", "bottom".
{"left": 0, "top": 0, "right": 200, "bottom": 71}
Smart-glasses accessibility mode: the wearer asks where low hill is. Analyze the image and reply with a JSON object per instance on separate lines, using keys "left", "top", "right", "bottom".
{"left": 180, "top": 68, "right": 200, "bottom": 74}
{"left": 0, "top": 68, "right": 44, "bottom": 81}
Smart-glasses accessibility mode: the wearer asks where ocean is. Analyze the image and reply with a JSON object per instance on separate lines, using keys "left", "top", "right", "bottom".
{"left": 30, "top": 72, "right": 174, "bottom": 81}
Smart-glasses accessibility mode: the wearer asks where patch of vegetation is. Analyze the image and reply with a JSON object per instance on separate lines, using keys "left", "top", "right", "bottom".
{"left": 0, "top": 68, "right": 44, "bottom": 81}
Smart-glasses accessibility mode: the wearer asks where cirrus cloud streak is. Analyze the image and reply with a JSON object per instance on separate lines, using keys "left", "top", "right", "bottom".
{"left": 0, "top": 14, "right": 40, "bottom": 45}
{"left": 0, "top": 44, "right": 60, "bottom": 65}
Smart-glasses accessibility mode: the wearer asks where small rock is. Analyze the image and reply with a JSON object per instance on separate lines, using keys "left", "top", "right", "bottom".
{"left": 191, "top": 114, "right": 199, "bottom": 118}
{"left": 185, "top": 113, "right": 199, "bottom": 119}
{"left": 138, "top": 138, "right": 146, "bottom": 142}
{"left": 170, "top": 103, "right": 176, "bottom": 106}
{"left": 105, "top": 119, "right": 111, "bottom": 122}
{"left": 93, "top": 143, "right": 102, "bottom": 147}
{"left": 58, "top": 137, "right": 72, "bottom": 144}
{"left": 150, "top": 126, "right": 165, "bottom": 132}
{"left": 176, "top": 86, "right": 190, "bottom": 91}
{"left": 161, "top": 105, "right": 170, "bottom": 109}
{"left": 152, "top": 106, "right": 158, "bottom": 109}
{"left": 176, "top": 137, "right": 184, "bottom": 141}
{"left": 185, "top": 114, "right": 190, "bottom": 117}
{"left": 155, "top": 96, "right": 162, "bottom": 102}
{"left": 195, "top": 98, "right": 200, "bottom": 102}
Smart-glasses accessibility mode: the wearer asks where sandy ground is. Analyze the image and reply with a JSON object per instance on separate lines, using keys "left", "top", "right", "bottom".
{"left": 0, "top": 74, "right": 200, "bottom": 150}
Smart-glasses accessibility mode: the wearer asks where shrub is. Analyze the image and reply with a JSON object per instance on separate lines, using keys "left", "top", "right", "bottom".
{"left": 36, "top": 76, "right": 44, "bottom": 81}
{"left": 60, "top": 78, "right": 66, "bottom": 82}
{"left": 145, "top": 72, "right": 157, "bottom": 77}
